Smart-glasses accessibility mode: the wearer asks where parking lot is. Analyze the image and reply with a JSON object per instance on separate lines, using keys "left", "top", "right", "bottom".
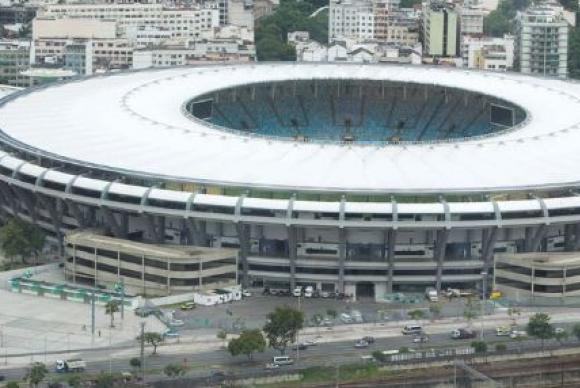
{"left": 169, "top": 288, "right": 474, "bottom": 333}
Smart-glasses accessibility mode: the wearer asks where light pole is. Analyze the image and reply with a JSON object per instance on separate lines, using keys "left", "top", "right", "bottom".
{"left": 480, "top": 271, "right": 487, "bottom": 340}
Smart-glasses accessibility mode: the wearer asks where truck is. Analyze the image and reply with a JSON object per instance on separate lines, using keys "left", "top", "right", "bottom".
{"left": 425, "top": 287, "right": 439, "bottom": 302}
{"left": 451, "top": 328, "right": 476, "bottom": 340}
{"left": 445, "top": 288, "right": 474, "bottom": 298}
{"left": 55, "top": 359, "right": 86, "bottom": 373}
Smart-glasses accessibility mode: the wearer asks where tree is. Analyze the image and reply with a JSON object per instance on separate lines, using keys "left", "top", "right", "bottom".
{"left": 398, "top": 346, "right": 410, "bottom": 354}
{"left": 495, "top": 343, "right": 507, "bottom": 353}
{"left": 326, "top": 309, "right": 337, "bottom": 319}
{"left": 25, "top": 362, "right": 48, "bottom": 388}
{"left": 554, "top": 330, "right": 569, "bottom": 345}
{"left": 372, "top": 350, "right": 387, "bottom": 363}
{"left": 463, "top": 298, "right": 478, "bottom": 328}
{"left": 94, "top": 373, "right": 115, "bottom": 388}
{"left": 227, "top": 329, "right": 266, "bottom": 360}
{"left": 508, "top": 307, "right": 522, "bottom": 327}
{"left": 263, "top": 306, "right": 304, "bottom": 355}
{"left": 527, "top": 312, "right": 554, "bottom": 351}
{"left": 129, "top": 357, "right": 141, "bottom": 370}
{"left": 572, "top": 323, "right": 580, "bottom": 341}
{"left": 137, "top": 332, "right": 164, "bottom": 355}
{"left": 66, "top": 375, "right": 82, "bottom": 388}
{"left": 428, "top": 303, "right": 442, "bottom": 320}
{"left": 408, "top": 309, "right": 425, "bottom": 322}
{"left": 6, "top": 382, "right": 20, "bottom": 388}
{"left": 217, "top": 330, "right": 228, "bottom": 347}
{"left": 0, "top": 218, "right": 45, "bottom": 266}
{"left": 164, "top": 363, "right": 186, "bottom": 378}
{"left": 471, "top": 340, "right": 488, "bottom": 354}
{"left": 105, "top": 300, "right": 120, "bottom": 328}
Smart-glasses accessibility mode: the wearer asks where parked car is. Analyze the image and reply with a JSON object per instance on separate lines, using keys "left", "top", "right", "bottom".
{"left": 303, "top": 339, "right": 318, "bottom": 346}
{"left": 496, "top": 326, "right": 511, "bottom": 336}
{"left": 273, "top": 356, "right": 294, "bottom": 366}
{"left": 340, "top": 313, "right": 353, "bottom": 324}
{"left": 294, "top": 343, "right": 308, "bottom": 351}
{"left": 402, "top": 325, "right": 423, "bottom": 335}
{"left": 555, "top": 327, "right": 566, "bottom": 335}
{"left": 354, "top": 339, "right": 369, "bottom": 348}
{"left": 179, "top": 302, "right": 196, "bottom": 311}
{"left": 242, "top": 290, "right": 252, "bottom": 297}
{"left": 134, "top": 307, "right": 156, "bottom": 317}
{"left": 265, "top": 363, "right": 279, "bottom": 370}
{"left": 320, "top": 291, "right": 331, "bottom": 298}
{"left": 510, "top": 330, "right": 528, "bottom": 339}
{"left": 362, "top": 336, "right": 375, "bottom": 344}
{"left": 163, "top": 329, "right": 180, "bottom": 338}
{"left": 412, "top": 335, "right": 429, "bottom": 343}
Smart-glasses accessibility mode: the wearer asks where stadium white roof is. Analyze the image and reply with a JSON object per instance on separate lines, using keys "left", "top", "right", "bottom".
{"left": 1, "top": 63, "right": 580, "bottom": 194}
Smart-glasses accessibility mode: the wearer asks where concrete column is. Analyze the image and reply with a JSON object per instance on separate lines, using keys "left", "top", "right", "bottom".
{"left": 117, "top": 251, "right": 121, "bottom": 278}
{"left": 524, "top": 227, "right": 534, "bottom": 252}
{"left": 121, "top": 213, "right": 129, "bottom": 238}
{"left": 574, "top": 224, "right": 580, "bottom": 251}
{"left": 563, "top": 266, "right": 567, "bottom": 298}
{"left": 66, "top": 200, "right": 86, "bottom": 228}
{"left": 435, "top": 229, "right": 450, "bottom": 292}
{"left": 338, "top": 228, "right": 346, "bottom": 293}
{"left": 157, "top": 216, "right": 166, "bottom": 243}
{"left": 236, "top": 223, "right": 250, "bottom": 288}
{"left": 530, "top": 224, "right": 547, "bottom": 252}
{"left": 564, "top": 224, "right": 575, "bottom": 252}
{"left": 386, "top": 229, "right": 397, "bottom": 293}
{"left": 287, "top": 226, "right": 297, "bottom": 290}
{"left": 103, "top": 207, "right": 124, "bottom": 238}
{"left": 465, "top": 229, "right": 473, "bottom": 259}
{"left": 481, "top": 227, "right": 498, "bottom": 276}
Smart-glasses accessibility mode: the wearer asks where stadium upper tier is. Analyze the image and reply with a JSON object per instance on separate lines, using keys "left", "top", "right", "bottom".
{"left": 1, "top": 63, "right": 580, "bottom": 194}
{"left": 189, "top": 80, "right": 526, "bottom": 143}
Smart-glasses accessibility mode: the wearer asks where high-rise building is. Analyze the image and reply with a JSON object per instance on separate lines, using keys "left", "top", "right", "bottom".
{"left": 0, "top": 40, "right": 30, "bottom": 87}
{"left": 516, "top": 4, "right": 568, "bottom": 78}
{"left": 423, "top": 1, "right": 459, "bottom": 57}
{"left": 461, "top": 34, "right": 515, "bottom": 71}
{"left": 459, "top": 5, "right": 484, "bottom": 36}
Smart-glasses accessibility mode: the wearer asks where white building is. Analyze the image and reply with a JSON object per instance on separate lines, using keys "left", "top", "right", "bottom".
{"left": 33, "top": 17, "right": 117, "bottom": 40}
{"left": 329, "top": 0, "right": 375, "bottom": 43}
{"left": 461, "top": 34, "right": 514, "bottom": 71}
{"left": 516, "top": 4, "right": 569, "bottom": 78}
{"left": 459, "top": 5, "right": 484, "bottom": 36}
{"left": 125, "top": 25, "right": 173, "bottom": 48}
{"left": 40, "top": 3, "right": 220, "bottom": 39}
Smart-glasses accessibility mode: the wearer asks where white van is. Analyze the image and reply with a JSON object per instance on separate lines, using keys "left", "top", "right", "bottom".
{"left": 402, "top": 325, "right": 423, "bottom": 335}
{"left": 273, "top": 356, "right": 294, "bottom": 365}
{"left": 304, "top": 286, "right": 314, "bottom": 298}
{"left": 293, "top": 286, "right": 303, "bottom": 297}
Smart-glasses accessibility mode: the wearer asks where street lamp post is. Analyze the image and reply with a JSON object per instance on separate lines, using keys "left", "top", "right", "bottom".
{"left": 480, "top": 271, "right": 487, "bottom": 340}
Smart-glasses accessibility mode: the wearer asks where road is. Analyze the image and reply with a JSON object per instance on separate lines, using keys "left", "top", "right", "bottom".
{"left": 0, "top": 324, "right": 570, "bottom": 384}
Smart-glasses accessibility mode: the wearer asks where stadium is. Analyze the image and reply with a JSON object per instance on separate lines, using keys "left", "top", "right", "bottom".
{"left": 1, "top": 62, "right": 580, "bottom": 299}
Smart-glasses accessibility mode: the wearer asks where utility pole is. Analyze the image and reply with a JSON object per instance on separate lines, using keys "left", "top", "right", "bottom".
{"left": 480, "top": 271, "right": 487, "bottom": 340}
{"left": 140, "top": 321, "right": 145, "bottom": 385}
{"left": 120, "top": 277, "right": 125, "bottom": 320}
{"left": 91, "top": 290, "right": 96, "bottom": 338}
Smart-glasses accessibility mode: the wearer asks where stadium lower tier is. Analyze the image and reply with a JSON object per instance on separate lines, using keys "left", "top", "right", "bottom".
{"left": 2, "top": 174, "right": 579, "bottom": 299}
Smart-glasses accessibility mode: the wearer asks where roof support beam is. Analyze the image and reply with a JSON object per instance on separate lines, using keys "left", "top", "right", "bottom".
{"left": 338, "top": 228, "right": 346, "bottom": 293}
{"left": 435, "top": 229, "right": 450, "bottom": 291}
{"left": 236, "top": 223, "right": 250, "bottom": 288}
{"left": 386, "top": 229, "right": 397, "bottom": 293}
{"left": 287, "top": 226, "right": 297, "bottom": 290}
{"left": 103, "top": 207, "right": 126, "bottom": 239}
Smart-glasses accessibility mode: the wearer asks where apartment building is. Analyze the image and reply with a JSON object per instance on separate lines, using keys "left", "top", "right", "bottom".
{"left": 0, "top": 40, "right": 30, "bottom": 87}
{"left": 423, "top": 1, "right": 459, "bottom": 57}
{"left": 516, "top": 4, "right": 568, "bottom": 78}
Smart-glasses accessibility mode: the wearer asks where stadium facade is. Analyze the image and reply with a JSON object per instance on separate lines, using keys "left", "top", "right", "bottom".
{"left": 1, "top": 63, "right": 580, "bottom": 298}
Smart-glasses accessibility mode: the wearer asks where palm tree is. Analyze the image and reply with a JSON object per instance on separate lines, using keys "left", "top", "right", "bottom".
{"left": 105, "top": 300, "right": 120, "bottom": 328}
